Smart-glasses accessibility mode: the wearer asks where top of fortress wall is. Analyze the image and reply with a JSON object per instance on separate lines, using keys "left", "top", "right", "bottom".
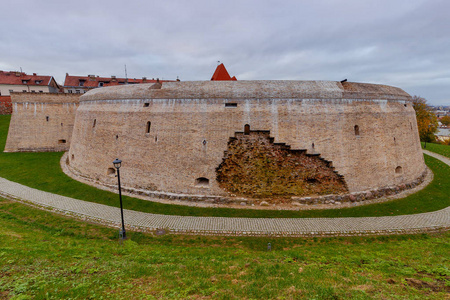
{"left": 10, "top": 92, "right": 80, "bottom": 104}
{"left": 80, "top": 80, "right": 412, "bottom": 102}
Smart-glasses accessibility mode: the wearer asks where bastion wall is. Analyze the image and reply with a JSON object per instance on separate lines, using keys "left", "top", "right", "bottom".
{"left": 4, "top": 93, "right": 79, "bottom": 152}
{"left": 66, "top": 81, "right": 425, "bottom": 198}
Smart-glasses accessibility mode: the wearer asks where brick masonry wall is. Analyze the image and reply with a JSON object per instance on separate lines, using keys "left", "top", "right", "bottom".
{"left": 0, "top": 96, "right": 12, "bottom": 115}
{"left": 67, "top": 81, "right": 425, "bottom": 197}
{"left": 4, "top": 93, "right": 80, "bottom": 152}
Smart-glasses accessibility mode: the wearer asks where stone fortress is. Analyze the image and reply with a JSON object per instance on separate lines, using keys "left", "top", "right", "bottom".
{"left": 4, "top": 67, "right": 427, "bottom": 207}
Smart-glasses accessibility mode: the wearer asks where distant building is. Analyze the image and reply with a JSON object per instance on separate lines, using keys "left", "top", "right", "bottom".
{"left": 0, "top": 70, "right": 59, "bottom": 96}
{"left": 211, "top": 63, "right": 237, "bottom": 81}
{"left": 63, "top": 74, "right": 169, "bottom": 94}
{"left": 0, "top": 70, "right": 60, "bottom": 114}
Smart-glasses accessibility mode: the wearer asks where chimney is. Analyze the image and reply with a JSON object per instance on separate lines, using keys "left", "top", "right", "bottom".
{"left": 88, "top": 75, "right": 95, "bottom": 80}
{"left": 15, "top": 72, "right": 21, "bottom": 77}
{"left": 142, "top": 77, "right": 147, "bottom": 82}
{"left": 111, "top": 75, "right": 116, "bottom": 82}
{"left": 33, "top": 73, "right": 37, "bottom": 76}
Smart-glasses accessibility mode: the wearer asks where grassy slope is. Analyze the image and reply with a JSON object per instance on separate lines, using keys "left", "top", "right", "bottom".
{"left": 0, "top": 115, "right": 449, "bottom": 218}
{"left": 0, "top": 198, "right": 449, "bottom": 299}
{"left": 422, "top": 142, "right": 450, "bottom": 158}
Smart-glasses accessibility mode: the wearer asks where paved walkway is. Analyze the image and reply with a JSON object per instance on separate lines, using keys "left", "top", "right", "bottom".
{"left": 0, "top": 151, "right": 448, "bottom": 237}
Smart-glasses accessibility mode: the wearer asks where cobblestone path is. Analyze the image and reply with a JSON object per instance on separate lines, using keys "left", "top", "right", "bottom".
{"left": 0, "top": 151, "right": 448, "bottom": 236}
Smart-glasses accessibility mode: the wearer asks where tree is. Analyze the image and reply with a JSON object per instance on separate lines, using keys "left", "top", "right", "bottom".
{"left": 412, "top": 96, "right": 438, "bottom": 142}
{"left": 441, "top": 115, "right": 450, "bottom": 126}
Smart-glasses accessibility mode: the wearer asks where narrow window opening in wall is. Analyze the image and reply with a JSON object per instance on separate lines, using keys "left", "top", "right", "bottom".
{"left": 203, "top": 140, "right": 207, "bottom": 145}
{"left": 244, "top": 124, "right": 250, "bottom": 135}
{"left": 71, "top": 154, "right": 74, "bottom": 160}
{"left": 61, "top": 123, "right": 63, "bottom": 126}
{"left": 410, "top": 122, "right": 413, "bottom": 130}
{"left": 394, "top": 137, "right": 396, "bottom": 142}
{"left": 155, "top": 136, "right": 158, "bottom": 142}
{"left": 225, "top": 103, "right": 238, "bottom": 108}
{"left": 93, "top": 119, "right": 96, "bottom": 128}
{"left": 58, "top": 139, "right": 66, "bottom": 144}
{"left": 107, "top": 168, "right": 116, "bottom": 176}
{"left": 354, "top": 125, "right": 360, "bottom": 136}
{"left": 404, "top": 104, "right": 407, "bottom": 107}
{"left": 146, "top": 121, "right": 151, "bottom": 134}
{"left": 195, "top": 177, "right": 209, "bottom": 187}
{"left": 312, "top": 143, "right": 315, "bottom": 149}
{"left": 116, "top": 135, "right": 119, "bottom": 140}
{"left": 144, "top": 103, "right": 149, "bottom": 107}
{"left": 395, "top": 166, "right": 402, "bottom": 174}
{"left": 46, "top": 116, "right": 49, "bottom": 122}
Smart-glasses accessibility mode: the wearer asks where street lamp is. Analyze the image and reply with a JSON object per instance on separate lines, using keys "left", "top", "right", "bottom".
{"left": 113, "top": 158, "right": 126, "bottom": 240}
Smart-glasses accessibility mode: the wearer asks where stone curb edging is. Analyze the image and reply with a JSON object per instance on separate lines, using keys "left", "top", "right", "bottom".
{"left": 61, "top": 152, "right": 431, "bottom": 210}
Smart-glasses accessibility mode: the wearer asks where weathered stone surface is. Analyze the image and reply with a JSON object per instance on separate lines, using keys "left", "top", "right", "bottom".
{"left": 216, "top": 130, "right": 347, "bottom": 198}
{"left": 5, "top": 93, "right": 79, "bottom": 152}
{"left": 67, "top": 81, "right": 425, "bottom": 199}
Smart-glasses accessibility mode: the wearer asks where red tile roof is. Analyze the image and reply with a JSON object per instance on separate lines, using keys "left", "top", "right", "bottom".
{"left": 211, "top": 64, "right": 237, "bottom": 81}
{"left": 0, "top": 71, "right": 54, "bottom": 86}
{"left": 64, "top": 74, "right": 172, "bottom": 88}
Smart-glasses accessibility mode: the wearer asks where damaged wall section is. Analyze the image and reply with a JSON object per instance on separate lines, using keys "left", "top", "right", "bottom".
{"left": 216, "top": 130, "right": 348, "bottom": 198}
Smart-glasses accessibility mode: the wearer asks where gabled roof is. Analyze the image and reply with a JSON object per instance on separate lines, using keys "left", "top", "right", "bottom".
{"left": 0, "top": 71, "right": 54, "bottom": 86}
{"left": 64, "top": 74, "right": 171, "bottom": 88}
{"left": 211, "top": 63, "right": 237, "bottom": 81}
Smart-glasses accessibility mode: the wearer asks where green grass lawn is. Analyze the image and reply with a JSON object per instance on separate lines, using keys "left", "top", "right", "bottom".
{"left": 0, "top": 115, "right": 449, "bottom": 218}
{"left": 0, "top": 198, "right": 449, "bottom": 299}
{"left": 422, "top": 142, "right": 450, "bottom": 158}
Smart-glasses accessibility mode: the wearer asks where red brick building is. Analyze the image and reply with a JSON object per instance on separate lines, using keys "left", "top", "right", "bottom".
{"left": 63, "top": 74, "right": 172, "bottom": 94}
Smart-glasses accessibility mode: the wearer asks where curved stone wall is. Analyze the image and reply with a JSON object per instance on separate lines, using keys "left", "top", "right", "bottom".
{"left": 67, "top": 80, "right": 425, "bottom": 199}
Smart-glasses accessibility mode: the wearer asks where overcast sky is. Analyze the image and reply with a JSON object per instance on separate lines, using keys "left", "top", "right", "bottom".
{"left": 1, "top": 0, "right": 449, "bottom": 105}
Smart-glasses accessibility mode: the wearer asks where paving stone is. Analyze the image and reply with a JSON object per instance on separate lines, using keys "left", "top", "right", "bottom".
{"left": 0, "top": 150, "right": 448, "bottom": 237}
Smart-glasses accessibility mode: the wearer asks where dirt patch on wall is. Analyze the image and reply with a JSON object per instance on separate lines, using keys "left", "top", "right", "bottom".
{"left": 216, "top": 130, "right": 348, "bottom": 198}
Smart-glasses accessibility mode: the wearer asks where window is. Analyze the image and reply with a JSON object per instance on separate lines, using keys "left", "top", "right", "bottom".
{"left": 22, "top": 90, "right": 27, "bottom": 92}
{"left": 93, "top": 119, "right": 96, "bottom": 128}
{"left": 9, "top": 89, "right": 13, "bottom": 93}
{"left": 354, "top": 125, "right": 360, "bottom": 136}
{"left": 395, "top": 166, "right": 402, "bottom": 174}
{"left": 46, "top": 116, "right": 49, "bottom": 122}
{"left": 35, "top": 80, "right": 42, "bottom": 84}
{"left": 98, "top": 82, "right": 104, "bottom": 87}
{"left": 58, "top": 139, "right": 66, "bottom": 144}
{"left": 195, "top": 177, "right": 209, "bottom": 187}
{"left": 244, "top": 124, "right": 250, "bottom": 135}
{"left": 146, "top": 121, "right": 151, "bottom": 134}
{"left": 225, "top": 103, "right": 238, "bottom": 108}
{"left": 68, "top": 90, "right": 73, "bottom": 93}
{"left": 75, "top": 90, "right": 81, "bottom": 94}
{"left": 39, "top": 90, "right": 43, "bottom": 93}
{"left": 31, "top": 90, "right": 35, "bottom": 93}
{"left": 144, "top": 103, "right": 150, "bottom": 107}
{"left": 22, "top": 80, "right": 28, "bottom": 84}
{"left": 79, "top": 80, "right": 85, "bottom": 86}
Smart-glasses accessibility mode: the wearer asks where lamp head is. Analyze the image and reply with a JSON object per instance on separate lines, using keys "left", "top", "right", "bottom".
{"left": 113, "top": 158, "right": 122, "bottom": 169}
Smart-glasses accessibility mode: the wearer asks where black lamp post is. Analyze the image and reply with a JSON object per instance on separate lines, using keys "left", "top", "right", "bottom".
{"left": 113, "top": 158, "right": 126, "bottom": 240}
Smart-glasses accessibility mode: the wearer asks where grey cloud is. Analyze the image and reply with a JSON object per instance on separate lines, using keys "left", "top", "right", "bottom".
{"left": 0, "top": 0, "right": 449, "bottom": 105}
